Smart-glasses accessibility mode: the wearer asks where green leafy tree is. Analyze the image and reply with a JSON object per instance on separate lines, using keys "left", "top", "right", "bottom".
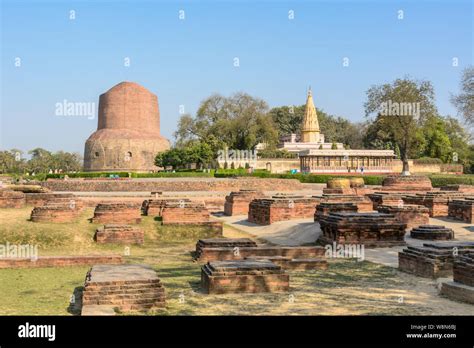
{"left": 364, "top": 78, "right": 437, "bottom": 174}
{"left": 451, "top": 66, "right": 474, "bottom": 128}
{"left": 175, "top": 92, "right": 278, "bottom": 151}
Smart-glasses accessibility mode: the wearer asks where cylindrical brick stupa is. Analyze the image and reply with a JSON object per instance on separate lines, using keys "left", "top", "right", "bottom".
{"left": 84, "top": 82, "right": 170, "bottom": 172}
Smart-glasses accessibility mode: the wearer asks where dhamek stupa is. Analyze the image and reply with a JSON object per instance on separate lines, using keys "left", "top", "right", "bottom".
{"left": 84, "top": 82, "right": 170, "bottom": 172}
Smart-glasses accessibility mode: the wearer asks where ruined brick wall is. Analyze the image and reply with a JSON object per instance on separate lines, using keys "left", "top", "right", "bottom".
{"left": 95, "top": 224, "right": 144, "bottom": 245}
{"left": 92, "top": 202, "right": 142, "bottom": 224}
{"left": 39, "top": 178, "right": 304, "bottom": 192}
{"left": 161, "top": 202, "right": 210, "bottom": 224}
{"left": 0, "top": 190, "right": 25, "bottom": 208}
{"left": 0, "top": 255, "right": 122, "bottom": 269}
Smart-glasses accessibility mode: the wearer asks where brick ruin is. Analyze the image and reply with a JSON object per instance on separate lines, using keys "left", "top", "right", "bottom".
{"left": 377, "top": 204, "right": 430, "bottom": 229}
{"left": 224, "top": 189, "right": 264, "bottom": 216}
{"left": 142, "top": 198, "right": 191, "bottom": 216}
{"left": 95, "top": 224, "right": 144, "bottom": 245}
{"left": 92, "top": 202, "right": 142, "bottom": 224}
{"left": 314, "top": 202, "right": 358, "bottom": 222}
{"left": 367, "top": 192, "right": 407, "bottom": 210}
{"left": 30, "top": 198, "right": 84, "bottom": 223}
{"left": 25, "top": 192, "right": 76, "bottom": 207}
{"left": 440, "top": 253, "right": 474, "bottom": 304}
{"left": 195, "top": 238, "right": 328, "bottom": 271}
{"left": 448, "top": 198, "right": 474, "bottom": 223}
{"left": 398, "top": 242, "right": 474, "bottom": 278}
{"left": 0, "top": 189, "right": 25, "bottom": 208}
{"left": 318, "top": 212, "right": 407, "bottom": 247}
{"left": 195, "top": 238, "right": 325, "bottom": 260}
{"left": 248, "top": 195, "right": 319, "bottom": 225}
{"left": 0, "top": 255, "right": 122, "bottom": 269}
{"left": 161, "top": 201, "right": 223, "bottom": 235}
{"left": 440, "top": 184, "right": 474, "bottom": 193}
{"left": 161, "top": 201, "right": 209, "bottom": 223}
{"left": 381, "top": 175, "right": 433, "bottom": 192}
{"left": 82, "top": 264, "right": 166, "bottom": 312}
{"left": 403, "top": 191, "right": 467, "bottom": 217}
{"left": 195, "top": 238, "right": 258, "bottom": 259}
{"left": 321, "top": 194, "right": 373, "bottom": 212}
{"left": 409, "top": 225, "right": 454, "bottom": 240}
{"left": 201, "top": 259, "right": 290, "bottom": 294}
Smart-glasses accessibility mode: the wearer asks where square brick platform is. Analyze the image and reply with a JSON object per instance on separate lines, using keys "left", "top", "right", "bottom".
{"left": 82, "top": 264, "right": 166, "bottom": 312}
{"left": 224, "top": 190, "right": 264, "bottom": 216}
{"left": 398, "top": 242, "right": 474, "bottom": 278}
{"left": 409, "top": 225, "right": 454, "bottom": 240}
{"left": 142, "top": 198, "right": 191, "bottom": 216}
{"left": 318, "top": 212, "right": 407, "bottom": 247}
{"left": 440, "top": 253, "right": 474, "bottom": 304}
{"left": 248, "top": 195, "right": 319, "bottom": 225}
{"left": 448, "top": 198, "right": 474, "bottom": 223}
{"left": 314, "top": 202, "right": 358, "bottom": 222}
{"left": 403, "top": 191, "right": 467, "bottom": 217}
{"left": 377, "top": 204, "right": 430, "bottom": 229}
{"left": 201, "top": 260, "right": 289, "bottom": 294}
{"left": 95, "top": 224, "right": 144, "bottom": 245}
{"left": 195, "top": 239, "right": 325, "bottom": 262}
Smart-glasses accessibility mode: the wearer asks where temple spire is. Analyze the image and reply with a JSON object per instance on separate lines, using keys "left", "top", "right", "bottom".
{"left": 301, "top": 87, "right": 320, "bottom": 142}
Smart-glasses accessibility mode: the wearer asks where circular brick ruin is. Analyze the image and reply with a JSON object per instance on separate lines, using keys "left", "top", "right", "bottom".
{"left": 30, "top": 203, "right": 81, "bottom": 223}
{"left": 410, "top": 225, "right": 454, "bottom": 240}
{"left": 0, "top": 189, "right": 26, "bottom": 208}
{"left": 382, "top": 175, "right": 432, "bottom": 192}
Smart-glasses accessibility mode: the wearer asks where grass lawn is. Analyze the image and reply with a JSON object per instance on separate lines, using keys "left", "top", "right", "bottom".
{"left": 0, "top": 207, "right": 471, "bottom": 315}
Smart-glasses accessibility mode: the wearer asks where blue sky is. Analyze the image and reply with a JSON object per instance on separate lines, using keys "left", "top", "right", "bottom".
{"left": 1, "top": 0, "right": 472, "bottom": 154}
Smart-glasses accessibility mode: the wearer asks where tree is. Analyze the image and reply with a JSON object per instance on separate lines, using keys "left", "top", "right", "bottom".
{"left": 420, "top": 115, "right": 452, "bottom": 162}
{"left": 154, "top": 142, "right": 216, "bottom": 170}
{"left": 269, "top": 105, "right": 365, "bottom": 149}
{"left": 0, "top": 149, "right": 27, "bottom": 174}
{"left": 364, "top": 78, "right": 438, "bottom": 175}
{"left": 451, "top": 66, "right": 474, "bottom": 128}
{"left": 175, "top": 92, "right": 278, "bottom": 151}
